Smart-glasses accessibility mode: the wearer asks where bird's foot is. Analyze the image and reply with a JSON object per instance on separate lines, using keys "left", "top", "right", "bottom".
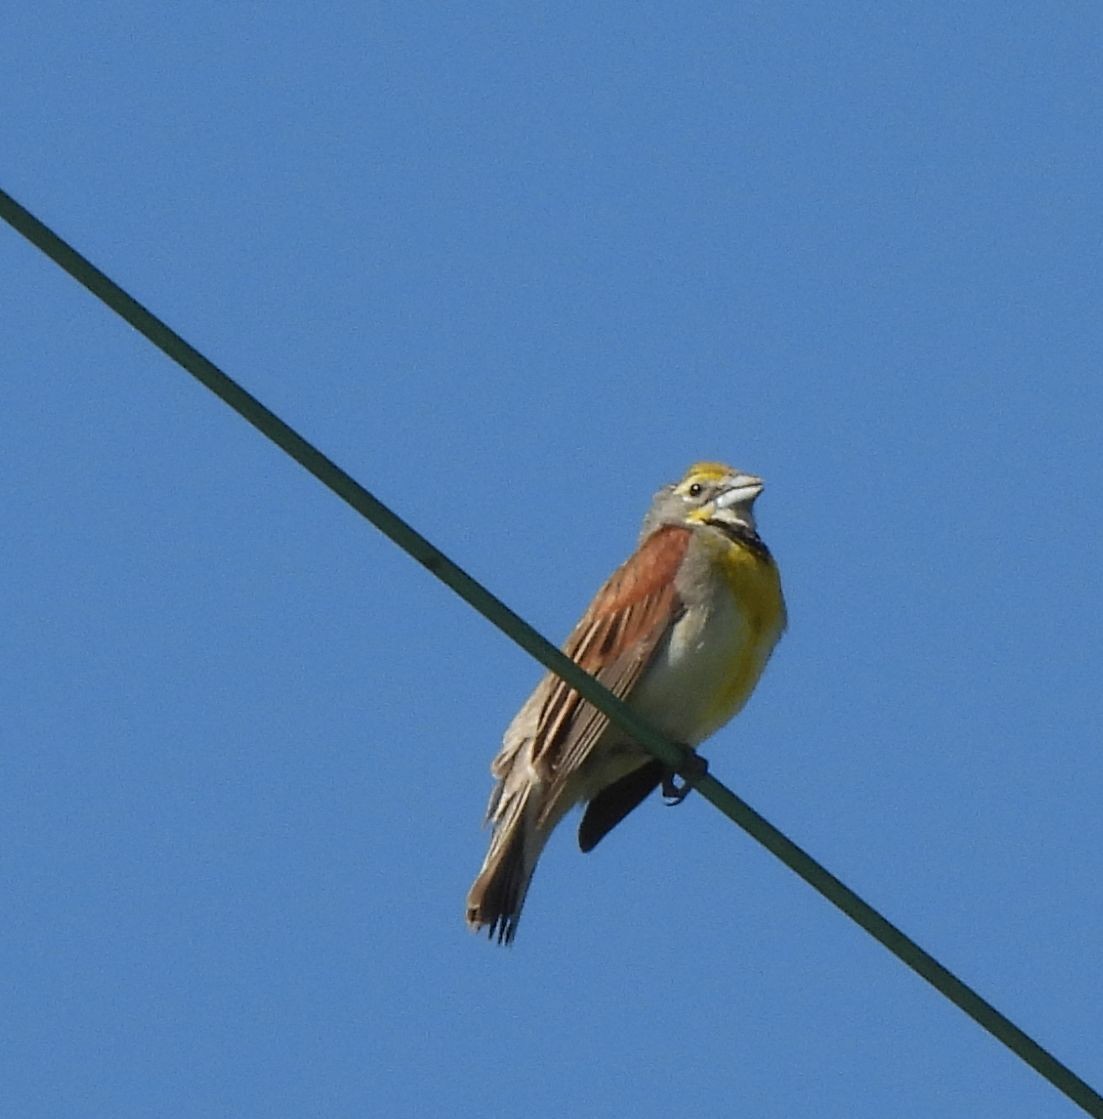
{"left": 661, "top": 748, "right": 709, "bottom": 805}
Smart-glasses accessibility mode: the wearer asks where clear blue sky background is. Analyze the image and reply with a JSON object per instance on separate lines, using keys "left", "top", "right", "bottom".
{"left": 3, "top": 5, "right": 1101, "bottom": 1117}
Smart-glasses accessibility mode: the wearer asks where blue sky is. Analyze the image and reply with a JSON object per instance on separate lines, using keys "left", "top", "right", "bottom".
{"left": 3, "top": 5, "right": 1101, "bottom": 1117}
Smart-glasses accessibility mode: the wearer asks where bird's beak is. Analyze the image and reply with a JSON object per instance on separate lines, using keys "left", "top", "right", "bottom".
{"left": 715, "top": 474, "right": 764, "bottom": 509}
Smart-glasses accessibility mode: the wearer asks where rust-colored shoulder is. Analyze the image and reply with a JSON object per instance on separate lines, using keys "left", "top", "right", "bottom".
{"left": 585, "top": 524, "right": 691, "bottom": 622}
{"left": 530, "top": 525, "right": 690, "bottom": 786}
{"left": 565, "top": 524, "right": 689, "bottom": 672}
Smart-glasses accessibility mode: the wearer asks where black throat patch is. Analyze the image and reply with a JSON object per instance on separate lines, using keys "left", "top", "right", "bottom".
{"left": 704, "top": 518, "right": 772, "bottom": 562}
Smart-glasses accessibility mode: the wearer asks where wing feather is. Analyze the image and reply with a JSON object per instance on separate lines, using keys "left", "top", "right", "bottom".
{"left": 530, "top": 525, "right": 691, "bottom": 817}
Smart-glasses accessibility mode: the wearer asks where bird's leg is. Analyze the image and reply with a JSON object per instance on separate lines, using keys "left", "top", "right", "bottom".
{"left": 661, "top": 747, "right": 709, "bottom": 805}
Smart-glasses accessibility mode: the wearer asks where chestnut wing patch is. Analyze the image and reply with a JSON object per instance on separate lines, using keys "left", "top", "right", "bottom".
{"left": 532, "top": 525, "right": 690, "bottom": 817}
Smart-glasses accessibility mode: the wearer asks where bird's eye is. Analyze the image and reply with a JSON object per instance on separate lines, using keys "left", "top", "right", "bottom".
{"left": 688, "top": 483, "right": 703, "bottom": 497}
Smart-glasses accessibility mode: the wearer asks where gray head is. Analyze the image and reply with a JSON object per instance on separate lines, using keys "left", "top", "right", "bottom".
{"left": 640, "top": 461, "right": 765, "bottom": 541}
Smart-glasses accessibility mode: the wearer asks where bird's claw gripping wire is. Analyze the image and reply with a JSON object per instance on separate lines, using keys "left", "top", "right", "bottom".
{"left": 661, "top": 748, "right": 709, "bottom": 805}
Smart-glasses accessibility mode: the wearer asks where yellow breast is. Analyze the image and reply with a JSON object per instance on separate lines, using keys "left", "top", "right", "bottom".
{"left": 701, "top": 540, "right": 786, "bottom": 730}
{"left": 632, "top": 536, "right": 785, "bottom": 746}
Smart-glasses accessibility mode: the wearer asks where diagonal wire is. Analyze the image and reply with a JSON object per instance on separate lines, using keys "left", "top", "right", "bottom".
{"left": 2, "top": 185, "right": 1100, "bottom": 1118}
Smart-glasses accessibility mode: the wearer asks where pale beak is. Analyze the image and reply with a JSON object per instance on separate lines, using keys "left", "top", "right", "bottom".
{"left": 715, "top": 473, "right": 764, "bottom": 509}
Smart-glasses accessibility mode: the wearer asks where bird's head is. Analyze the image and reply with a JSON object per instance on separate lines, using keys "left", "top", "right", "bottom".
{"left": 642, "top": 461, "right": 765, "bottom": 540}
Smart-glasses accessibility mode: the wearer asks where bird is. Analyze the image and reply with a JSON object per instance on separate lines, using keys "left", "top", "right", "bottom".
{"left": 466, "top": 461, "right": 786, "bottom": 944}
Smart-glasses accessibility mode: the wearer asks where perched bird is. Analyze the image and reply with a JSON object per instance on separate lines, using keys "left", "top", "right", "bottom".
{"left": 466, "top": 462, "right": 786, "bottom": 944}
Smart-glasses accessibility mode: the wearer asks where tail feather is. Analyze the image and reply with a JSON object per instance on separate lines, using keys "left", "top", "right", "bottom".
{"left": 466, "top": 785, "right": 545, "bottom": 945}
{"left": 577, "top": 760, "right": 664, "bottom": 852}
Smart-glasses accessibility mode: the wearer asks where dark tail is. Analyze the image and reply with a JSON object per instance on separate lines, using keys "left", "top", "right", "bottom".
{"left": 466, "top": 787, "right": 542, "bottom": 945}
{"left": 577, "top": 760, "right": 664, "bottom": 852}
